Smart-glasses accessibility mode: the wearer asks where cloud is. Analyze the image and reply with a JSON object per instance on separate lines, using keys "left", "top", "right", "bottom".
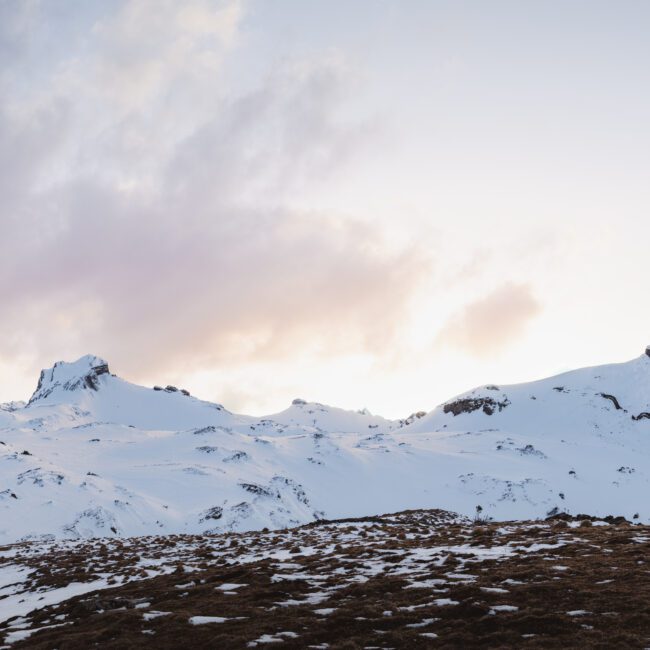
{"left": 0, "top": 0, "right": 431, "bottom": 388}
{"left": 437, "top": 283, "right": 541, "bottom": 357}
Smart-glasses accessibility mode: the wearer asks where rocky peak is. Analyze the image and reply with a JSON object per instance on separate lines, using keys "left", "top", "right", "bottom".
{"left": 400, "top": 411, "right": 427, "bottom": 427}
{"left": 28, "top": 355, "right": 111, "bottom": 405}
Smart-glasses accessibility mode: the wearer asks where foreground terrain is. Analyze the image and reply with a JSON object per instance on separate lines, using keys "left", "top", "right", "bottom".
{"left": 1, "top": 509, "right": 649, "bottom": 648}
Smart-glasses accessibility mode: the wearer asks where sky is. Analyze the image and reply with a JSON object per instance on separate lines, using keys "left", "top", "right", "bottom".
{"left": 2, "top": 0, "right": 650, "bottom": 418}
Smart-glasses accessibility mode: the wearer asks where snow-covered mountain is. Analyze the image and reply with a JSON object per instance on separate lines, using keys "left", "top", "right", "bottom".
{"left": 2, "top": 350, "right": 650, "bottom": 543}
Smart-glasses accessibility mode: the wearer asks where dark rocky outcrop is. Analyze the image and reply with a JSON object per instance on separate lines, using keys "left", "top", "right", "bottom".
{"left": 28, "top": 357, "right": 111, "bottom": 405}
{"left": 199, "top": 506, "right": 223, "bottom": 522}
{"left": 400, "top": 411, "right": 427, "bottom": 426}
{"left": 443, "top": 396, "right": 510, "bottom": 416}
{"left": 599, "top": 393, "right": 624, "bottom": 411}
{"left": 239, "top": 482, "right": 275, "bottom": 498}
{"left": 93, "top": 364, "right": 109, "bottom": 376}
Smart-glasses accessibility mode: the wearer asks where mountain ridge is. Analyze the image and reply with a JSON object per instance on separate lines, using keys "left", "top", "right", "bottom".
{"left": 2, "top": 348, "right": 650, "bottom": 543}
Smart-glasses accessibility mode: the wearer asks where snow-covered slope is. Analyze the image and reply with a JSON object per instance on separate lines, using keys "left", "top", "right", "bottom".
{"left": 25, "top": 355, "right": 249, "bottom": 431}
{"left": 256, "top": 398, "right": 396, "bottom": 435}
{"left": 2, "top": 350, "right": 650, "bottom": 543}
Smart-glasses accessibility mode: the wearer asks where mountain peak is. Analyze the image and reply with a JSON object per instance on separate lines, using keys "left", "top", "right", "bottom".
{"left": 28, "top": 355, "right": 111, "bottom": 405}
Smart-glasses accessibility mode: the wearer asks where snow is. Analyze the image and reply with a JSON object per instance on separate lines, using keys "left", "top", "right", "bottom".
{"left": 188, "top": 616, "right": 228, "bottom": 625}
{"left": 0, "top": 565, "right": 34, "bottom": 598}
{"left": 0, "top": 579, "right": 110, "bottom": 624}
{"left": 142, "top": 611, "right": 171, "bottom": 621}
{"left": 3, "top": 623, "right": 69, "bottom": 645}
{"left": 490, "top": 605, "right": 519, "bottom": 613}
{"left": 1, "top": 350, "right": 650, "bottom": 544}
{"left": 247, "top": 631, "right": 299, "bottom": 646}
{"left": 216, "top": 582, "right": 247, "bottom": 591}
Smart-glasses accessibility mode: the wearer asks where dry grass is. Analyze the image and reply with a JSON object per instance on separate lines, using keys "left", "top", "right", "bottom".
{"left": 1, "top": 509, "right": 649, "bottom": 648}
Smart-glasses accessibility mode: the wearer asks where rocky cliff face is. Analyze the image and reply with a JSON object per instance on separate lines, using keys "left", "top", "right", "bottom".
{"left": 27, "top": 355, "right": 111, "bottom": 405}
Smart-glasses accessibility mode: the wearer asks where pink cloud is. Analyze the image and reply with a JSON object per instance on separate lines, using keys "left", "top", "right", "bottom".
{"left": 438, "top": 283, "right": 541, "bottom": 357}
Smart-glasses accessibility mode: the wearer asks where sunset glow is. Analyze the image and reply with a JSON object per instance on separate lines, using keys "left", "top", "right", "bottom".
{"left": 2, "top": 1, "right": 650, "bottom": 417}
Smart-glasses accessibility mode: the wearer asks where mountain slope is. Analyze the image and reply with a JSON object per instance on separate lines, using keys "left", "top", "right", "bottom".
{"left": 411, "top": 348, "right": 650, "bottom": 434}
{"left": 1, "top": 351, "right": 650, "bottom": 543}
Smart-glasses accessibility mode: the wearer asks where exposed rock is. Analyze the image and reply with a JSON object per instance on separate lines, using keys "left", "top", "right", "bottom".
{"left": 517, "top": 444, "right": 547, "bottom": 459}
{"left": 223, "top": 450, "right": 249, "bottom": 463}
{"left": 443, "top": 396, "right": 510, "bottom": 416}
{"left": 17, "top": 469, "right": 65, "bottom": 486}
{"left": 599, "top": 393, "right": 624, "bottom": 411}
{"left": 195, "top": 445, "right": 220, "bottom": 454}
{"left": 27, "top": 356, "right": 111, "bottom": 405}
{"left": 192, "top": 426, "right": 217, "bottom": 435}
{"left": 199, "top": 506, "right": 223, "bottom": 522}
{"left": 239, "top": 482, "right": 276, "bottom": 498}
{"left": 93, "top": 364, "right": 110, "bottom": 376}
{"left": 400, "top": 411, "right": 427, "bottom": 426}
